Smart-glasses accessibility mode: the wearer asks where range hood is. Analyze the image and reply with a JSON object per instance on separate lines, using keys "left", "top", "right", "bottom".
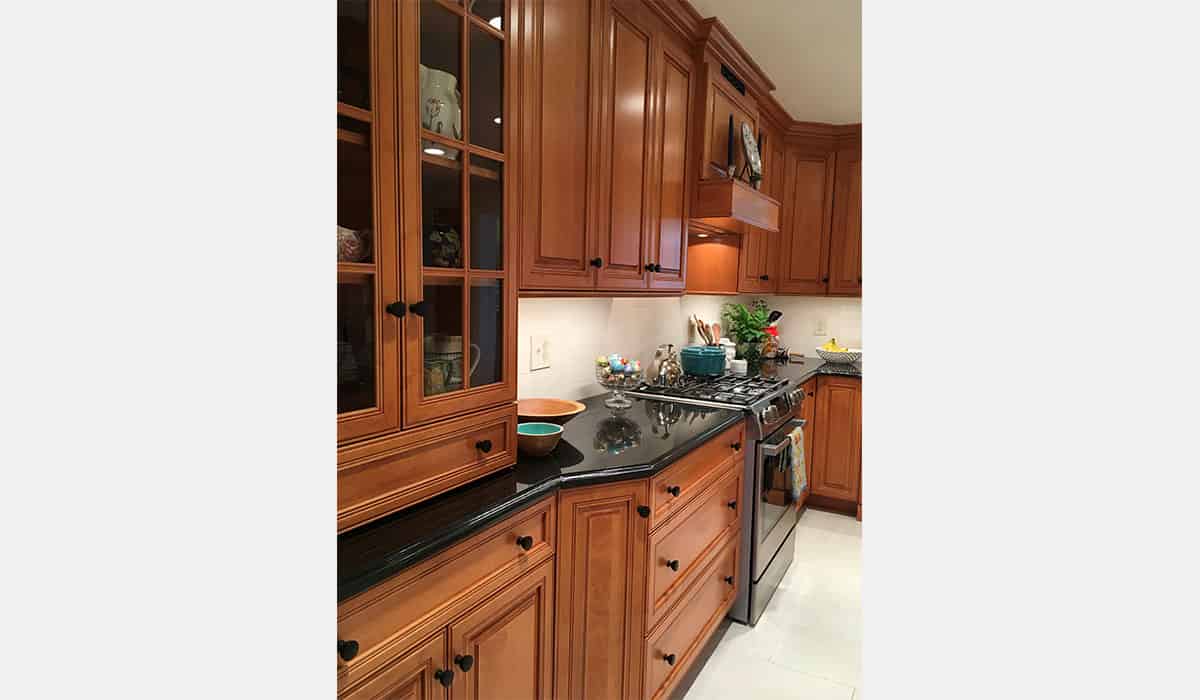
{"left": 691, "top": 177, "right": 781, "bottom": 233}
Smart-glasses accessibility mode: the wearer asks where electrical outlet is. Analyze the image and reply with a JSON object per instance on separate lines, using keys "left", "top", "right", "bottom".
{"left": 530, "top": 335, "right": 550, "bottom": 371}
{"left": 814, "top": 319, "right": 827, "bottom": 335}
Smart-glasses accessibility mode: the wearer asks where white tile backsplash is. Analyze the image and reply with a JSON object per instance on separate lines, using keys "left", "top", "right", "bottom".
{"left": 517, "top": 294, "right": 862, "bottom": 400}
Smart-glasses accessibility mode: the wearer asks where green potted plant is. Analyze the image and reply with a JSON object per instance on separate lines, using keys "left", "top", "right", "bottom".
{"left": 721, "top": 300, "right": 771, "bottom": 371}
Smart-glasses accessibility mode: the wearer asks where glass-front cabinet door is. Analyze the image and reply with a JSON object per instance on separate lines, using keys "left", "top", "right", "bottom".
{"left": 400, "top": 0, "right": 515, "bottom": 426}
{"left": 338, "top": 0, "right": 401, "bottom": 442}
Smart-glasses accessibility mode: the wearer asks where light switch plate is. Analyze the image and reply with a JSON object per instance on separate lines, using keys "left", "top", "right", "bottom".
{"left": 814, "top": 319, "right": 827, "bottom": 335}
{"left": 530, "top": 335, "right": 550, "bottom": 371}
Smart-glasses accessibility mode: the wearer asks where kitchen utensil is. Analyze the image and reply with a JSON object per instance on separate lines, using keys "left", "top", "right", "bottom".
{"left": 517, "top": 398, "right": 587, "bottom": 425}
{"left": 766, "top": 310, "right": 783, "bottom": 324}
{"left": 595, "top": 365, "right": 643, "bottom": 409}
{"left": 655, "top": 344, "right": 683, "bottom": 387}
{"left": 691, "top": 315, "right": 709, "bottom": 345}
{"left": 815, "top": 347, "right": 862, "bottom": 364}
{"left": 516, "top": 422, "right": 563, "bottom": 456}
{"left": 710, "top": 322, "right": 720, "bottom": 342}
{"left": 679, "top": 345, "right": 727, "bottom": 376}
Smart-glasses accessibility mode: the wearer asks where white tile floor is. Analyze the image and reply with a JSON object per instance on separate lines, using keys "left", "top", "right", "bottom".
{"left": 685, "top": 509, "right": 862, "bottom": 699}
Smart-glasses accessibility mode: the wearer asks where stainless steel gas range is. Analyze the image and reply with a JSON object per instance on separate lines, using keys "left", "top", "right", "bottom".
{"left": 628, "top": 372, "right": 806, "bottom": 626}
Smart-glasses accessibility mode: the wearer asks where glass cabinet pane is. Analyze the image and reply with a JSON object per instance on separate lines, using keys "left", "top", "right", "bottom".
{"left": 469, "top": 155, "right": 503, "bottom": 269}
{"left": 470, "top": 0, "right": 505, "bottom": 31}
{"left": 422, "top": 141, "right": 464, "bottom": 268}
{"left": 338, "top": 118, "right": 373, "bottom": 263}
{"left": 470, "top": 279, "right": 504, "bottom": 387}
{"left": 422, "top": 278, "right": 465, "bottom": 396}
{"left": 338, "top": 0, "right": 371, "bottom": 109}
{"left": 420, "top": 0, "right": 462, "bottom": 140}
{"left": 469, "top": 25, "right": 504, "bottom": 152}
{"left": 338, "top": 275, "right": 376, "bottom": 412}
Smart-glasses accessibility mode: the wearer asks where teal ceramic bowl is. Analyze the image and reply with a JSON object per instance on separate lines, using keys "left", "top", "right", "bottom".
{"left": 517, "top": 422, "right": 564, "bottom": 457}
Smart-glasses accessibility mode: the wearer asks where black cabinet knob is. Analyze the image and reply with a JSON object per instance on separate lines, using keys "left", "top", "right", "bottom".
{"left": 666, "top": 559, "right": 679, "bottom": 571}
{"left": 475, "top": 439, "right": 493, "bottom": 453}
{"left": 808, "top": 391, "right": 814, "bottom": 397}
{"left": 724, "top": 575, "right": 734, "bottom": 585}
{"left": 645, "top": 263, "right": 656, "bottom": 271}
{"left": 434, "top": 669, "right": 455, "bottom": 688}
{"left": 589, "top": 257, "right": 603, "bottom": 268}
{"left": 731, "top": 441, "right": 741, "bottom": 451}
{"left": 666, "top": 485, "right": 681, "bottom": 497}
{"left": 409, "top": 300, "right": 432, "bottom": 318}
{"left": 857, "top": 276, "right": 862, "bottom": 284}
{"left": 516, "top": 535, "right": 534, "bottom": 551}
{"left": 654, "top": 263, "right": 663, "bottom": 272}
{"left": 663, "top": 653, "right": 677, "bottom": 666}
{"left": 727, "top": 500, "right": 737, "bottom": 510}
{"left": 385, "top": 301, "right": 406, "bottom": 318}
{"left": 822, "top": 276, "right": 829, "bottom": 283}
{"left": 759, "top": 274, "right": 769, "bottom": 281}
{"left": 455, "top": 654, "right": 474, "bottom": 672}
{"left": 637, "top": 505, "right": 651, "bottom": 518}
{"left": 337, "top": 639, "right": 359, "bottom": 662}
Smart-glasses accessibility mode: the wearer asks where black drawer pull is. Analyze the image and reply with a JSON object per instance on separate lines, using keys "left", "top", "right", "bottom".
{"left": 644, "top": 263, "right": 655, "bottom": 271}
{"left": 434, "top": 669, "right": 454, "bottom": 687}
{"left": 666, "top": 485, "right": 681, "bottom": 497}
{"left": 724, "top": 575, "right": 734, "bottom": 585}
{"left": 653, "top": 263, "right": 663, "bottom": 272}
{"left": 637, "top": 505, "right": 651, "bottom": 518}
{"left": 731, "top": 441, "right": 741, "bottom": 451}
{"left": 663, "top": 653, "right": 677, "bottom": 666}
{"left": 385, "top": 301, "right": 406, "bottom": 318}
{"left": 455, "top": 654, "right": 474, "bottom": 672}
{"left": 589, "top": 257, "right": 603, "bottom": 268}
{"left": 409, "top": 300, "right": 432, "bottom": 318}
{"left": 759, "top": 274, "right": 769, "bottom": 281}
{"left": 337, "top": 639, "right": 359, "bottom": 662}
{"left": 475, "top": 439, "right": 493, "bottom": 453}
{"left": 666, "top": 559, "right": 679, "bottom": 571}
{"left": 727, "top": 499, "right": 737, "bottom": 510}
{"left": 516, "top": 535, "right": 534, "bottom": 551}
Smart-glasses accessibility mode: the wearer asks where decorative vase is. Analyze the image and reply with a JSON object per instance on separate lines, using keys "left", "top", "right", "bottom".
{"left": 419, "top": 64, "right": 462, "bottom": 147}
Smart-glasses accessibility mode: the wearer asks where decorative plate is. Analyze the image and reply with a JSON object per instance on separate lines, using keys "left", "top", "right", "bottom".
{"left": 741, "top": 122, "right": 762, "bottom": 179}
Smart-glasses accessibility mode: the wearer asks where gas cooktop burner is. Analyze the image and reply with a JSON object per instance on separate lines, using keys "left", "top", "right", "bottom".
{"left": 633, "top": 373, "right": 789, "bottom": 406}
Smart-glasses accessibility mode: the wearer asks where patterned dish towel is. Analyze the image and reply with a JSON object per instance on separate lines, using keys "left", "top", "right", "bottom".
{"left": 786, "top": 424, "right": 806, "bottom": 500}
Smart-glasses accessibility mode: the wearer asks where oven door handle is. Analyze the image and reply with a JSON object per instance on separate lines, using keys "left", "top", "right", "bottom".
{"left": 760, "top": 419, "right": 806, "bottom": 457}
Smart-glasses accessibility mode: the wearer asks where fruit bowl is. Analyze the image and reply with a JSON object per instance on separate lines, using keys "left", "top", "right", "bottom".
{"left": 815, "top": 347, "right": 862, "bottom": 364}
{"left": 595, "top": 365, "right": 643, "bottom": 409}
{"left": 517, "top": 398, "right": 587, "bottom": 425}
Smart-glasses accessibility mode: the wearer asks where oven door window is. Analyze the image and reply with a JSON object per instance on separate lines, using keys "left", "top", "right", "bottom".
{"left": 757, "top": 420, "right": 801, "bottom": 551}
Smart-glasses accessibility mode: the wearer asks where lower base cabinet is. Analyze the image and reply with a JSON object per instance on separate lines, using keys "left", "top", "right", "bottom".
{"left": 810, "top": 375, "right": 862, "bottom": 505}
{"left": 343, "top": 631, "right": 445, "bottom": 700}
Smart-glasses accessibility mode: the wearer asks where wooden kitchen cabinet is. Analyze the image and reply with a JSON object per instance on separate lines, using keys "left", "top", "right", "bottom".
{"left": 776, "top": 149, "right": 836, "bottom": 295}
{"left": 810, "top": 376, "right": 862, "bottom": 503}
{"left": 448, "top": 558, "right": 555, "bottom": 700}
{"left": 798, "top": 377, "right": 817, "bottom": 508}
{"left": 827, "top": 146, "right": 862, "bottom": 296}
{"left": 736, "top": 227, "right": 778, "bottom": 293}
{"left": 518, "top": 0, "right": 696, "bottom": 295}
{"left": 341, "top": 631, "right": 446, "bottom": 700}
{"left": 554, "top": 479, "right": 650, "bottom": 700}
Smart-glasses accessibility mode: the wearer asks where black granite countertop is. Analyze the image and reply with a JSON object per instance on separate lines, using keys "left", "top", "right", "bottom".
{"left": 758, "top": 355, "right": 863, "bottom": 384}
{"left": 338, "top": 394, "right": 744, "bottom": 602}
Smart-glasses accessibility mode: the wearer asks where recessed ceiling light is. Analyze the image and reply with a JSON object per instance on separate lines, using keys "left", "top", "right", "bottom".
{"left": 697, "top": 233, "right": 709, "bottom": 238}
{"left": 492, "top": 116, "right": 502, "bottom": 125}
{"left": 423, "top": 146, "right": 446, "bottom": 156}
{"left": 488, "top": 16, "right": 502, "bottom": 29}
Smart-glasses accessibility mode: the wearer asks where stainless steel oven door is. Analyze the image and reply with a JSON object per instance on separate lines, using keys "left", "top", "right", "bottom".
{"left": 753, "top": 417, "right": 805, "bottom": 581}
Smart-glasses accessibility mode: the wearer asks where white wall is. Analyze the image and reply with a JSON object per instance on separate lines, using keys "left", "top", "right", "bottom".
{"left": 516, "top": 294, "right": 862, "bottom": 400}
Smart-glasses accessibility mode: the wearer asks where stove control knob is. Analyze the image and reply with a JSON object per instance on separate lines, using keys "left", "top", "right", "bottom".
{"left": 762, "top": 405, "right": 779, "bottom": 423}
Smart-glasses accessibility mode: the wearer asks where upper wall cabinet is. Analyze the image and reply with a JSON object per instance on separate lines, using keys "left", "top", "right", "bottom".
{"left": 517, "top": 0, "right": 697, "bottom": 295}
{"left": 775, "top": 147, "right": 835, "bottom": 295}
{"left": 827, "top": 145, "right": 862, "bottom": 296}
{"left": 397, "top": 0, "right": 518, "bottom": 427}
{"left": 339, "top": 0, "right": 402, "bottom": 443}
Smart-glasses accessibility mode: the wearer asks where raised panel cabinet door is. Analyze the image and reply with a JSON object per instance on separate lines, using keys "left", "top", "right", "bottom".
{"left": 811, "top": 376, "right": 861, "bottom": 501}
{"left": 340, "top": 631, "right": 446, "bottom": 700}
{"left": 776, "top": 149, "right": 835, "bottom": 295}
{"left": 647, "top": 38, "right": 694, "bottom": 291}
{"left": 736, "top": 227, "right": 777, "bottom": 293}
{"left": 828, "top": 147, "right": 861, "bottom": 296}
{"left": 448, "top": 558, "right": 554, "bottom": 700}
{"left": 517, "top": 0, "right": 599, "bottom": 290}
{"left": 554, "top": 479, "right": 650, "bottom": 700}
{"left": 338, "top": 0, "right": 402, "bottom": 443}
{"left": 595, "top": 0, "right": 654, "bottom": 290}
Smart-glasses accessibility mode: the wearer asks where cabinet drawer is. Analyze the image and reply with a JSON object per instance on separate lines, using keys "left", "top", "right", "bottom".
{"left": 338, "top": 404, "right": 516, "bottom": 532}
{"left": 646, "top": 463, "right": 740, "bottom": 630}
{"left": 649, "top": 422, "right": 744, "bottom": 529}
{"left": 644, "top": 536, "right": 739, "bottom": 700}
{"left": 337, "top": 496, "right": 555, "bottom": 691}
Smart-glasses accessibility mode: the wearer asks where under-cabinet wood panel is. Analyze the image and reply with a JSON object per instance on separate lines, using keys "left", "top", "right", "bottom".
{"left": 554, "top": 479, "right": 649, "bottom": 700}
{"left": 448, "top": 558, "right": 554, "bottom": 700}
